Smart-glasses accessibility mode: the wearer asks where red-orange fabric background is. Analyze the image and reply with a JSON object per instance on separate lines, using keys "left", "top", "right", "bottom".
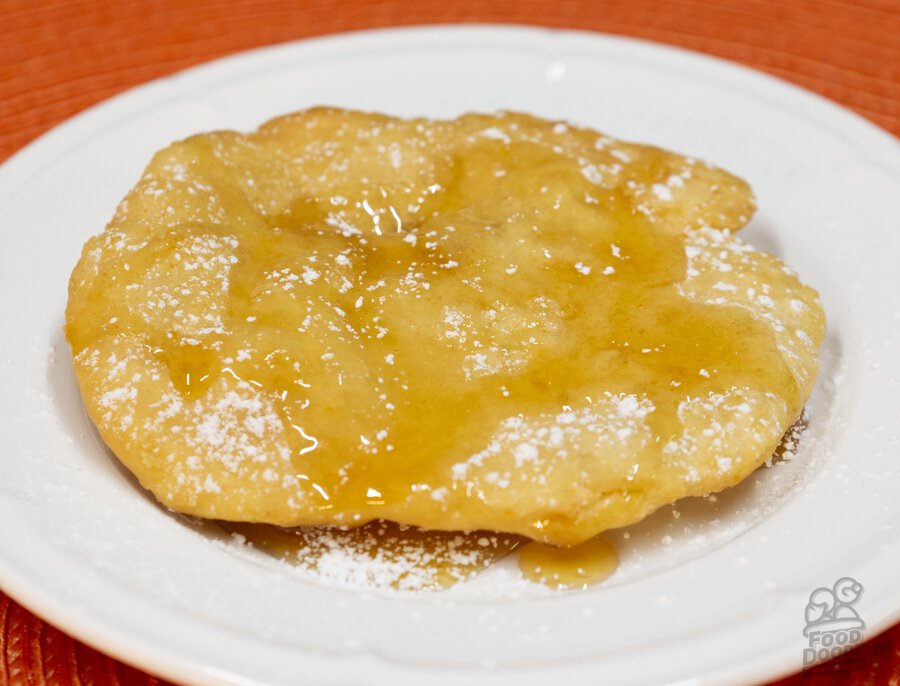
{"left": 1, "top": 1, "right": 897, "bottom": 684}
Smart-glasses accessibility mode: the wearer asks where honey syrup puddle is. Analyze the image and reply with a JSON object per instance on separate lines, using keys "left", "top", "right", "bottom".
{"left": 516, "top": 537, "right": 618, "bottom": 589}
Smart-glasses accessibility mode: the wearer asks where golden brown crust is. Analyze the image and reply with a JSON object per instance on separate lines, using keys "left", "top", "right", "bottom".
{"left": 66, "top": 109, "right": 824, "bottom": 545}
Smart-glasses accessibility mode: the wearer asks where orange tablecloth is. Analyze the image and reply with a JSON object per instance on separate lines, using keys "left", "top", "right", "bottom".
{"left": 1, "top": 1, "right": 897, "bottom": 684}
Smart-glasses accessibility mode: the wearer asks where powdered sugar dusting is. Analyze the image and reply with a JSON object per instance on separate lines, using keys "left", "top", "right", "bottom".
{"left": 219, "top": 520, "right": 522, "bottom": 592}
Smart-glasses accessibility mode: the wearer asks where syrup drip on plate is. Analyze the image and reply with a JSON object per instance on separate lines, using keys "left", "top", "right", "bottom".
{"left": 517, "top": 536, "right": 618, "bottom": 589}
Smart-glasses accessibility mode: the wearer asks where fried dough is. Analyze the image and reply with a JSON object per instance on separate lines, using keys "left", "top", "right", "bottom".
{"left": 65, "top": 109, "right": 825, "bottom": 545}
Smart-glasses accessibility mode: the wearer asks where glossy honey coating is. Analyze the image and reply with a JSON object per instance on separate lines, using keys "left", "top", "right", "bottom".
{"left": 65, "top": 109, "right": 825, "bottom": 545}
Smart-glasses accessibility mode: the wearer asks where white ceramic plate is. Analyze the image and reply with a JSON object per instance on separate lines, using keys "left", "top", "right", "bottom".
{"left": 1, "top": 25, "right": 899, "bottom": 686}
